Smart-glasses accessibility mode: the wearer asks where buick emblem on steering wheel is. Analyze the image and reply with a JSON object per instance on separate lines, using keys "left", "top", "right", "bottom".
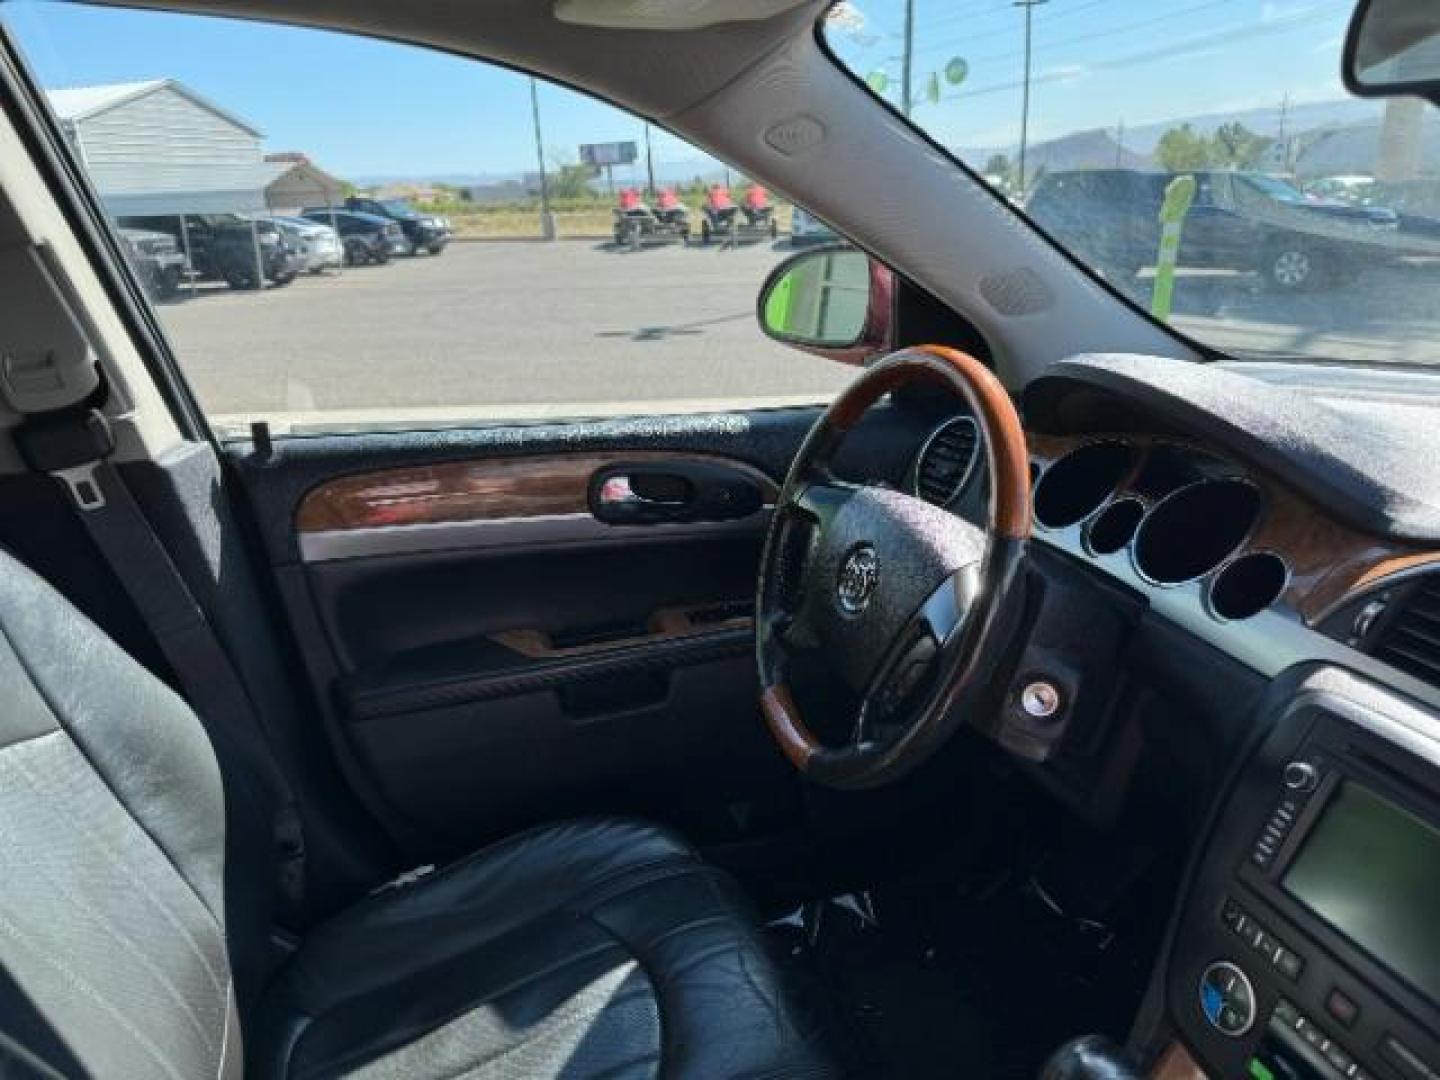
{"left": 837, "top": 545, "right": 879, "bottom": 615}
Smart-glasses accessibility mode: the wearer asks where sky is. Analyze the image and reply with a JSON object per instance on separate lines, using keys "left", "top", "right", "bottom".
{"left": 2, "top": 0, "right": 1361, "bottom": 180}
{"left": 1, "top": 0, "right": 705, "bottom": 182}
{"left": 832, "top": 0, "right": 1358, "bottom": 151}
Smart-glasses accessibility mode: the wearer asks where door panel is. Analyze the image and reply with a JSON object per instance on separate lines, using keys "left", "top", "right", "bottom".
{"left": 226, "top": 406, "right": 932, "bottom": 860}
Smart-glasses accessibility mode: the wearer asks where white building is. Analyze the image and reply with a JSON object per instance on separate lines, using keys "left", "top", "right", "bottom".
{"left": 46, "top": 79, "right": 344, "bottom": 217}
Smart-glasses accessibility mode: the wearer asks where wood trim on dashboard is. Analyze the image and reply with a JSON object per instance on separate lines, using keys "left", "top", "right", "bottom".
{"left": 1150, "top": 1041, "right": 1209, "bottom": 1080}
{"left": 1026, "top": 431, "right": 1440, "bottom": 625}
{"left": 296, "top": 452, "right": 779, "bottom": 533}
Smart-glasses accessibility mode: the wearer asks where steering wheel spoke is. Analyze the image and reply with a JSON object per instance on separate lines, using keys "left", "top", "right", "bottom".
{"left": 788, "top": 479, "right": 857, "bottom": 531}
{"left": 853, "top": 566, "right": 978, "bottom": 740}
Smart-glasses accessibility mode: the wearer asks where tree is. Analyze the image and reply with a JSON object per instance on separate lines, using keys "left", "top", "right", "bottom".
{"left": 1155, "top": 124, "right": 1214, "bottom": 171}
{"left": 548, "top": 163, "right": 595, "bottom": 199}
{"left": 1212, "top": 122, "right": 1271, "bottom": 169}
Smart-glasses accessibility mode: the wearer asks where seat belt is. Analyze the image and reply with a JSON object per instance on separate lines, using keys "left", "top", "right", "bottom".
{"left": 16, "top": 407, "right": 306, "bottom": 924}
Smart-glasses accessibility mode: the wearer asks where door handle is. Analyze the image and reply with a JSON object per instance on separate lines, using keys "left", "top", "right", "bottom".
{"left": 588, "top": 461, "right": 765, "bottom": 525}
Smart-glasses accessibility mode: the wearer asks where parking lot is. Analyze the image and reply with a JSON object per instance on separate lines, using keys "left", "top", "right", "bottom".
{"left": 153, "top": 238, "right": 1440, "bottom": 432}
{"left": 157, "top": 239, "right": 852, "bottom": 431}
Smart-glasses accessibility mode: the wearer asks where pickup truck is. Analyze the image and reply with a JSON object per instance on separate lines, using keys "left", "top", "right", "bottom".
{"left": 1025, "top": 168, "right": 1403, "bottom": 290}
{"left": 326, "top": 196, "right": 451, "bottom": 255}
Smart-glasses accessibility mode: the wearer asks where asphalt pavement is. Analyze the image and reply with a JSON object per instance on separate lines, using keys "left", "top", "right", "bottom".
{"left": 153, "top": 239, "right": 1439, "bottom": 433}
{"left": 157, "top": 239, "right": 852, "bottom": 431}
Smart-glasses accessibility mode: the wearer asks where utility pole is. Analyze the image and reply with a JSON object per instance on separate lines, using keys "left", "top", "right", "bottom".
{"left": 528, "top": 77, "right": 554, "bottom": 240}
{"left": 644, "top": 122, "right": 657, "bottom": 197}
{"left": 1277, "top": 91, "right": 1290, "bottom": 171}
{"left": 901, "top": 0, "right": 916, "bottom": 117}
{"left": 1015, "top": 0, "right": 1048, "bottom": 195}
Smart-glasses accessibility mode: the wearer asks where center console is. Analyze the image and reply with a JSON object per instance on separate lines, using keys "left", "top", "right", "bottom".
{"left": 1166, "top": 671, "right": 1440, "bottom": 1080}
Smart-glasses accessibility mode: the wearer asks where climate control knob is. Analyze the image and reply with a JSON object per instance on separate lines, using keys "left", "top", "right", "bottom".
{"left": 1199, "top": 961, "right": 1256, "bottom": 1037}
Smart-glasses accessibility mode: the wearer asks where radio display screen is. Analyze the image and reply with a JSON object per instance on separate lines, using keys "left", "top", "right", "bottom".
{"left": 1283, "top": 782, "right": 1440, "bottom": 1004}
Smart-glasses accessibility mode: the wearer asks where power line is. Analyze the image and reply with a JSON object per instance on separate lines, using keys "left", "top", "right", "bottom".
{"left": 929, "top": 4, "right": 1338, "bottom": 108}
{"left": 912, "top": 0, "right": 1246, "bottom": 70}
{"left": 904, "top": 0, "right": 1119, "bottom": 62}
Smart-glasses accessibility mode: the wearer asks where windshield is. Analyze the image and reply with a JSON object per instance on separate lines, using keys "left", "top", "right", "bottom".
{"left": 825, "top": 0, "right": 1440, "bottom": 367}
{"left": 380, "top": 199, "right": 419, "bottom": 217}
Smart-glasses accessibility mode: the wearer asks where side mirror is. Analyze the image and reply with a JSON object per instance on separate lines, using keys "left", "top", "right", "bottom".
{"left": 757, "top": 243, "right": 893, "bottom": 363}
{"left": 1344, "top": 0, "right": 1440, "bottom": 105}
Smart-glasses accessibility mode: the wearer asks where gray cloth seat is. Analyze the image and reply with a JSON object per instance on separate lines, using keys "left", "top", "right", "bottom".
{"left": 0, "top": 549, "right": 838, "bottom": 1079}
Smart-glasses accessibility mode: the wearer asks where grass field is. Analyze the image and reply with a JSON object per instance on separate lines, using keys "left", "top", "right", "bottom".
{"left": 438, "top": 202, "right": 795, "bottom": 240}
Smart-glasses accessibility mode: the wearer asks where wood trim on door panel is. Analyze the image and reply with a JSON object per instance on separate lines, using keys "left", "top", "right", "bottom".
{"left": 490, "top": 604, "right": 753, "bottom": 659}
{"left": 296, "top": 452, "right": 779, "bottom": 533}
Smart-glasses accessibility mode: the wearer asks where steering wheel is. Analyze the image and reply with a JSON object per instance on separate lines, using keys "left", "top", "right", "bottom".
{"left": 756, "top": 345, "right": 1033, "bottom": 789}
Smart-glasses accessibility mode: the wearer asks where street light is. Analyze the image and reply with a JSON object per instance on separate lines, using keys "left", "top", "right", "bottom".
{"left": 1014, "top": 0, "right": 1048, "bottom": 195}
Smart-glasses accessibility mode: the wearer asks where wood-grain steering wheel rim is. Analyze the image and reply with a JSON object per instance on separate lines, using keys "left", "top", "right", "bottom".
{"left": 757, "top": 344, "right": 1032, "bottom": 788}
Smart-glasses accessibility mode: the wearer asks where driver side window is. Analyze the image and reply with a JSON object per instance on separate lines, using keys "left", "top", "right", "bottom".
{"left": 5, "top": 2, "right": 851, "bottom": 435}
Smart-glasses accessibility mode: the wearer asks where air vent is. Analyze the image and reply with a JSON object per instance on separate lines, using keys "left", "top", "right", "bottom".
{"left": 1371, "top": 575, "right": 1440, "bottom": 686}
{"left": 913, "top": 417, "right": 981, "bottom": 507}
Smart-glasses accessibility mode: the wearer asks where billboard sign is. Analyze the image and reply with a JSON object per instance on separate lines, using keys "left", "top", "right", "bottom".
{"left": 580, "top": 141, "right": 638, "bottom": 167}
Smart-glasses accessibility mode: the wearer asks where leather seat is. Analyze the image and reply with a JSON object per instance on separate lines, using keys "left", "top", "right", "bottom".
{"left": 0, "top": 549, "right": 837, "bottom": 1079}
{"left": 255, "top": 819, "right": 835, "bottom": 1079}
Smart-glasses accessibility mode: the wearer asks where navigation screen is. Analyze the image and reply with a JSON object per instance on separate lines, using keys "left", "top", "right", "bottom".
{"left": 1284, "top": 783, "right": 1440, "bottom": 1004}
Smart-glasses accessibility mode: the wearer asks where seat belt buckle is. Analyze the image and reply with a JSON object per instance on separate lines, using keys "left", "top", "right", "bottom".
{"left": 16, "top": 407, "right": 115, "bottom": 512}
{"left": 52, "top": 461, "right": 106, "bottom": 510}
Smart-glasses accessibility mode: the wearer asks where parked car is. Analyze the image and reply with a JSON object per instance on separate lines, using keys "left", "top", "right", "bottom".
{"left": 789, "top": 205, "right": 839, "bottom": 245}
{"left": 1303, "top": 175, "right": 1379, "bottom": 205}
{"left": 270, "top": 216, "right": 343, "bottom": 274}
{"left": 334, "top": 196, "right": 450, "bottom": 255}
{"left": 120, "top": 213, "right": 301, "bottom": 290}
{"left": 299, "top": 208, "right": 407, "bottom": 265}
{"left": 1025, "top": 168, "right": 1401, "bottom": 290}
{"left": 115, "top": 226, "right": 187, "bottom": 299}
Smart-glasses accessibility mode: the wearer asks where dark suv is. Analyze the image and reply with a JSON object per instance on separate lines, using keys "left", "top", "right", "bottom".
{"left": 120, "top": 213, "right": 301, "bottom": 290}
{"left": 300, "top": 209, "right": 407, "bottom": 265}
{"left": 338, "top": 196, "right": 450, "bottom": 255}
{"left": 1025, "top": 169, "right": 1401, "bottom": 290}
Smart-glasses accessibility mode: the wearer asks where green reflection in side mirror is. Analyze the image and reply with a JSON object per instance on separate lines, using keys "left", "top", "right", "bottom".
{"left": 759, "top": 248, "right": 871, "bottom": 348}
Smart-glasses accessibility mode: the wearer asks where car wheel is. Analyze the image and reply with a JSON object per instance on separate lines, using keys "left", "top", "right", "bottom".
{"left": 271, "top": 272, "right": 296, "bottom": 287}
{"left": 224, "top": 268, "right": 257, "bottom": 290}
{"left": 427, "top": 243, "right": 445, "bottom": 255}
{"left": 1266, "top": 245, "right": 1317, "bottom": 291}
{"left": 700, "top": 221, "right": 712, "bottom": 245}
{"left": 373, "top": 246, "right": 391, "bottom": 265}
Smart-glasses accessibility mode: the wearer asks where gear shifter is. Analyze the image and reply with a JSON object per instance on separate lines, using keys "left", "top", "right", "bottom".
{"left": 1040, "top": 1035, "right": 1143, "bottom": 1080}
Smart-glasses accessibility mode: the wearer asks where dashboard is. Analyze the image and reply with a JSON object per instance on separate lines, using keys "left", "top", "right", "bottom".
{"left": 904, "top": 410, "right": 1440, "bottom": 704}
{"left": 897, "top": 356, "right": 1440, "bottom": 1080}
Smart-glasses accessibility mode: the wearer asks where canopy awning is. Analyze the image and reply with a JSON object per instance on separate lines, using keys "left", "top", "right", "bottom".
{"left": 94, "top": 161, "right": 290, "bottom": 217}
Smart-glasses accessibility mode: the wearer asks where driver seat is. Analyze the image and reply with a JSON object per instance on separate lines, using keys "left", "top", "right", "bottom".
{"left": 0, "top": 548, "right": 838, "bottom": 1079}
